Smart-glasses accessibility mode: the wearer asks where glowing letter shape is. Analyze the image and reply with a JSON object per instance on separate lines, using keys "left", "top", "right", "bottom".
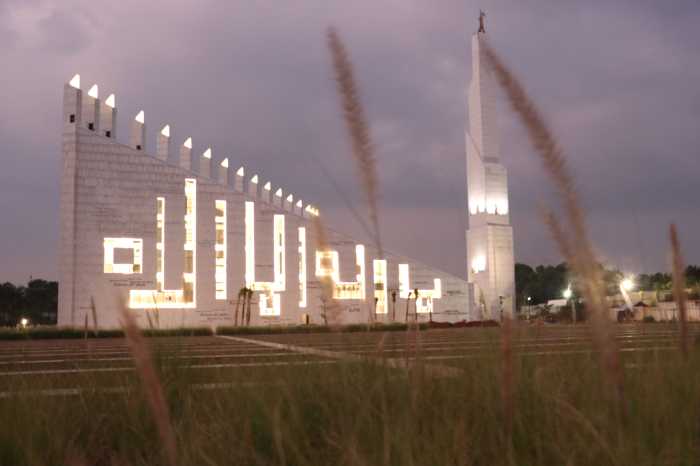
{"left": 398, "top": 264, "right": 441, "bottom": 314}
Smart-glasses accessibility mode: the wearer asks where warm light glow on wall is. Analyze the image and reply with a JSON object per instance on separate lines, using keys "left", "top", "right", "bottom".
{"left": 184, "top": 137, "right": 192, "bottom": 149}
{"left": 470, "top": 198, "right": 508, "bottom": 215}
{"left": 221, "top": 158, "right": 229, "bottom": 168}
{"left": 215, "top": 200, "right": 227, "bottom": 300}
{"left": 236, "top": 166, "right": 244, "bottom": 176}
{"left": 245, "top": 202, "right": 285, "bottom": 316}
{"left": 315, "top": 245, "right": 366, "bottom": 300}
{"left": 103, "top": 238, "right": 143, "bottom": 274}
{"left": 373, "top": 259, "right": 387, "bottom": 314}
{"left": 135, "top": 110, "right": 145, "bottom": 124}
{"left": 161, "top": 125, "right": 170, "bottom": 137}
{"left": 398, "top": 264, "right": 442, "bottom": 313}
{"left": 105, "top": 94, "right": 116, "bottom": 108}
{"left": 203, "top": 148, "right": 212, "bottom": 159}
{"left": 128, "top": 179, "right": 197, "bottom": 309}
{"left": 471, "top": 255, "right": 486, "bottom": 274}
{"left": 298, "top": 227, "right": 307, "bottom": 308}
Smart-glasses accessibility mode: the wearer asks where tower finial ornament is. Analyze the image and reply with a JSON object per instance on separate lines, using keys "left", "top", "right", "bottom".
{"left": 478, "top": 10, "right": 486, "bottom": 33}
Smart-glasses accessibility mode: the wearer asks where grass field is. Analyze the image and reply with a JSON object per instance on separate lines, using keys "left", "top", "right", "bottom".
{"left": 0, "top": 323, "right": 699, "bottom": 465}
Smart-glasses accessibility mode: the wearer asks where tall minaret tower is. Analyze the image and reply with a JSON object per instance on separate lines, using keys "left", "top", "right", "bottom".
{"left": 465, "top": 12, "right": 515, "bottom": 320}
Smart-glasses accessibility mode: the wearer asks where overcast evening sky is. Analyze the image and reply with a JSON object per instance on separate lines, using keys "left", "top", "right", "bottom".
{"left": 0, "top": 0, "right": 699, "bottom": 283}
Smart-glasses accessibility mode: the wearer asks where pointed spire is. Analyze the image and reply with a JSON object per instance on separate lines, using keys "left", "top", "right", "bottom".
{"left": 180, "top": 137, "right": 193, "bottom": 170}
{"left": 235, "top": 166, "right": 245, "bottom": 192}
{"left": 69, "top": 74, "right": 81, "bottom": 89}
{"left": 88, "top": 84, "right": 98, "bottom": 98}
{"left": 200, "top": 147, "right": 212, "bottom": 178}
{"left": 248, "top": 174, "right": 259, "bottom": 198}
{"left": 130, "top": 110, "right": 146, "bottom": 151}
{"left": 218, "top": 158, "right": 229, "bottom": 186}
{"left": 157, "top": 124, "right": 170, "bottom": 161}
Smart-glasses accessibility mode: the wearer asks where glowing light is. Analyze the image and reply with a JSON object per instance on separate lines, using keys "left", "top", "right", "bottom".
{"left": 296, "top": 200, "right": 302, "bottom": 208}
{"left": 135, "top": 110, "right": 145, "bottom": 124}
{"left": 315, "top": 245, "right": 366, "bottom": 300}
{"left": 275, "top": 188, "right": 283, "bottom": 198}
{"left": 161, "top": 125, "right": 170, "bottom": 137}
{"left": 236, "top": 166, "right": 244, "bottom": 176}
{"left": 20, "top": 318, "right": 28, "bottom": 328}
{"left": 88, "top": 84, "right": 98, "bottom": 98}
{"left": 184, "top": 137, "right": 192, "bottom": 149}
{"left": 104, "top": 237, "right": 143, "bottom": 274}
{"left": 305, "top": 205, "right": 319, "bottom": 216}
{"left": 398, "top": 264, "right": 442, "bottom": 313}
{"left": 215, "top": 200, "right": 227, "bottom": 300}
{"left": 563, "top": 287, "right": 572, "bottom": 299}
{"left": 128, "top": 179, "right": 197, "bottom": 309}
{"left": 373, "top": 259, "right": 388, "bottom": 314}
{"left": 105, "top": 94, "right": 116, "bottom": 108}
{"left": 471, "top": 255, "right": 486, "bottom": 273}
{"left": 286, "top": 194, "right": 293, "bottom": 203}
{"left": 264, "top": 182, "right": 271, "bottom": 191}
{"left": 203, "top": 147, "right": 212, "bottom": 159}
{"left": 69, "top": 74, "right": 80, "bottom": 89}
{"left": 221, "top": 158, "right": 229, "bottom": 168}
{"left": 621, "top": 278, "right": 634, "bottom": 292}
{"left": 299, "top": 227, "right": 307, "bottom": 307}
{"left": 251, "top": 175, "right": 258, "bottom": 184}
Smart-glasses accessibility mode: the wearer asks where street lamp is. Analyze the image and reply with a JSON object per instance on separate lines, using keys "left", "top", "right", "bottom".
{"left": 621, "top": 278, "right": 634, "bottom": 292}
{"left": 563, "top": 287, "right": 575, "bottom": 324}
{"left": 20, "top": 318, "right": 29, "bottom": 328}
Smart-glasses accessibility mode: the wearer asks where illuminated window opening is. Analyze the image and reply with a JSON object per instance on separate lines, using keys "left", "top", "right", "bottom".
{"left": 156, "top": 197, "right": 165, "bottom": 291}
{"left": 471, "top": 255, "right": 486, "bottom": 274}
{"left": 398, "top": 264, "right": 442, "bottom": 314}
{"left": 128, "top": 179, "right": 197, "bottom": 309}
{"left": 215, "top": 200, "right": 227, "bottom": 300}
{"left": 298, "top": 227, "right": 307, "bottom": 308}
{"left": 245, "top": 202, "right": 285, "bottom": 316}
{"left": 373, "top": 259, "right": 387, "bottom": 314}
{"left": 104, "top": 238, "right": 143, "bottom": 274}
{"left": 315, "top": 245, "right": 366, "bottom": 300}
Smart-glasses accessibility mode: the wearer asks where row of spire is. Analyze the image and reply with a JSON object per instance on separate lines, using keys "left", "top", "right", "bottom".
{"left": 66, "top": 74, "right": 320, "bottom": 218}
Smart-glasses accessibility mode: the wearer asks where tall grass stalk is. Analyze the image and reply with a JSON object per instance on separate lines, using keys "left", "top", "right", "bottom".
{"left": 481, "top": 42, "right": 623, "bottom": 401}
{"left": 327, "top": 27, "right": 383, "bottom": 259}
{"left": 670, "top": 224, "right": 688, "bottom": 358}
{"left": 119, "top": 302, "right": 177, "bottom": 465}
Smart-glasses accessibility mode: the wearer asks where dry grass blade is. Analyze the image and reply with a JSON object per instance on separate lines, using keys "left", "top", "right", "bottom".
{"left": 500, "top": 316, "right": 514, "bottom": 441}
{"left": 670, "top": 224, "right": 688, "bottom": 358}
{"left": 119, "top": 303, "right": 177, "bottom": 465}
{"left": 327, "top": 27, "right": 383, "bottom": 258}
{"left": 481, "top": 41, "right": 623, "bottom": 399}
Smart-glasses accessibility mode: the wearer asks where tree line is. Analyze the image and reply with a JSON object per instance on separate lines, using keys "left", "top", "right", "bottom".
{"left": 515, "top": 263, "right": 700, "bottom": 309}
{"left": 0, "top": 280, "right": 57, "bottom": 326}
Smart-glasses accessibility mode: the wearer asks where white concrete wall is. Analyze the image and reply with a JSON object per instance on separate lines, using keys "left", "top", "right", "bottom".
{"left": 58, "top": 87, "right": 471, "bottom": 329}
